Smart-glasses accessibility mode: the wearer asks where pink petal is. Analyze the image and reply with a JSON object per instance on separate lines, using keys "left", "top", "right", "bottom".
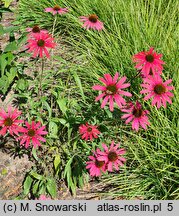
{"left": 92, "top": 85, "right": 106, "bottom": 91}
{"left": 101, "top": 96, "right": 110, "bottom": 108}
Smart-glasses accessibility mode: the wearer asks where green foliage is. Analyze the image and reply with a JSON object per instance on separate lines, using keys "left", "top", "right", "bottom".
{"left": 0, "top": 20, "right": 26, "bottom": 98}
{"left": 13, "top": 0, "right": 179, "bottom": 200}
{"left": 0, "top": 53, "right": 17, "bottom": 94}
{"left": 63, "top": 155, "right": 88, "bottom": 195}
{"left": 2, "top": 0, "right": 14, "bottom": 8}
{"left": 23, "top": 170, "right": 57, "bottom": 199}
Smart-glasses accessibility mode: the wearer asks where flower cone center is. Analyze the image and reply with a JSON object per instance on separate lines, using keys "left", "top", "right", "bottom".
{"left": 132, "top": 108, "right": 143, "bottom": 117}
{"left": 37, "top": 39, "right": 45, "bottom": 47}
{"left": 145, "top": 54, "right": 154, "bottom": 63}
{"left": 106, "top": 85, "right": 117, "bottom": 95}
{"left": 4, "top": 117, "right": 13, "bottom": 126}
{"left": 87, "top": 127, "right": 92, "bottom": 132}
{"left": 154, "top": 84, "right": 166, "bottom": 95}
{"left": 32, "top": 25, "right": 40, "bottom": 33}
{"left": 53, "top": 5, "right": 61, "bottom": 11}
{"left": 108, "top": 151, "right": 118, "bottom": 162}
{"left": 95, "top": 160, "right": 105, "bottom": 168}
{"left": 89, "top": 14, "right": 98, "bottom": 23}
{"left": 28, "top": 129, "right": 35, "bottom": 137}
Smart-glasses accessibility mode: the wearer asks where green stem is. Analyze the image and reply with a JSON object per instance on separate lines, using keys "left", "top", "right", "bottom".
{"left": 52, "top": 15, "right": 57, "bottom": 38}
{"left": 38, "top": 57, "right": 44, "bottom": 99}
{"left": 51, "top": 15, "right": 57, "bottom": 68}
{"left": 50, "top": 15, "right": 57, "bottom": 110}
{"left": 130, "top": 70, "right": 141, "bottom": 81}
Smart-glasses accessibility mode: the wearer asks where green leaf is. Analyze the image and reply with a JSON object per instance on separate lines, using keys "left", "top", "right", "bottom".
{"left": 0, "top": 75, "right": 9, "bottom": 94}
{"left": 59, "top": 118, "right": 67, "bottom": 125}
{"left": 57, "top": 98, "right": 67, "bottom": 115}
{"left": 3, "top": 26, "right": 18, "bottom": 34}
{"left": 32, "top": 147, "right": 39, "bottom": 161}
{"left": 54, "top": 155, "right": 61, "bottom": 173}
{"left": 72, "top": 71, "right": 85, "bottom": 101}
{"left": 48, "top": 121, "right": 58, "bottom": 137}
{"left": 5, "top": 52, "right": 14, "bottom": 64}
{"left": 0, "top": 7, "right": 12, "bottom": 13}
{"left": 2, "top": 0, "right": 14, "bottom": 8}
{"left": 4, "top": 41, "right": 18, "bottom": 52}
{"left": 38, "top": 182, "right": 46, "bottom": 195}
{"left": 0, "top": 25, "right": 4, "bottom": 35}
{"left": 32, "top": 181, "right": 40, "bottom": 195}
{"left": 16, "top": 78, "right": 27, "bottom": 91}
{"left": 30, "top": 171, "right": 44, "bottom": 181}
{"left": 0, "top": 55, "right": 7, "bottom": 76}
{"left": 7, "top": 67, "right": 17, "bottom": 82}
{"left": 53, "top": 55, "right": 67, "bottom": 63}
{"left": 42, "top": 99, "right": 52, "bottom": 118}
{"left": 17, "top": 34, "right": 27, "bottom": 46}
{"left": 23, "top": 175, "right": 33, "bottom": 195}
{"left": 47, "top": 178, "right": 57, "bottom": 198}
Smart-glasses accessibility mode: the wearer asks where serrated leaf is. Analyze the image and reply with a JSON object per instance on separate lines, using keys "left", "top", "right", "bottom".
{"left": 23, "top": 175, "right": 33, "bottom": 195}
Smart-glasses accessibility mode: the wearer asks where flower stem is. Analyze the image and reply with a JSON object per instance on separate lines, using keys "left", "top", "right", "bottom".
{"left": 51, "top": 15, "right": 57, "bottom": 67}
{"left": 130, "top": 70, "right": 141, "bottom": 81}
{"left": 38, "top": 57, "right": 44, "bottom": 100}
{"left": 50, "top": 15, "right": 57, "bottom": 110}
{"left": 52, "top": 15, "right": 57, "bottom": 38}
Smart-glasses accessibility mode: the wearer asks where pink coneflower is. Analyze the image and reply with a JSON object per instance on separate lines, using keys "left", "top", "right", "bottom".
{"left": 26, "top": 25, "right": 48, "bottom": 36}
{"left": 18, "top": 121, "right": 48, "bottom": 149}
{"left": 121, "top": 101, "right": 150, "bottom": 131}
{"left": 0, "top": 106, "right": 24, "bottom": 136}
{"left": 37, "top": 195, "right": 51, "bottom": 200}
{"left": 80, "top": 14, "right": 104, "bottom": 31}
{"left": 44, "top": 5, "right": 68, "bottom": 15}
{"left": 140, "top": 74, "right": 174, "bottom": 108}
{"left": 79, "top": 123, "right": 100, "bottom": 141}
{"left": 26, "top": 32, "right": 56, "bottom": 58}
{"left": 86, "top": 149, "right": 106, "bottom": 177}
{"left": 97, "top": 141, "right": 126, "bottom": 172}
{"left": 132, "top": 47, "right": 165, "bottom": 77}
{"left": 92, "top": 72, "right": 132, "bottom": 111}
